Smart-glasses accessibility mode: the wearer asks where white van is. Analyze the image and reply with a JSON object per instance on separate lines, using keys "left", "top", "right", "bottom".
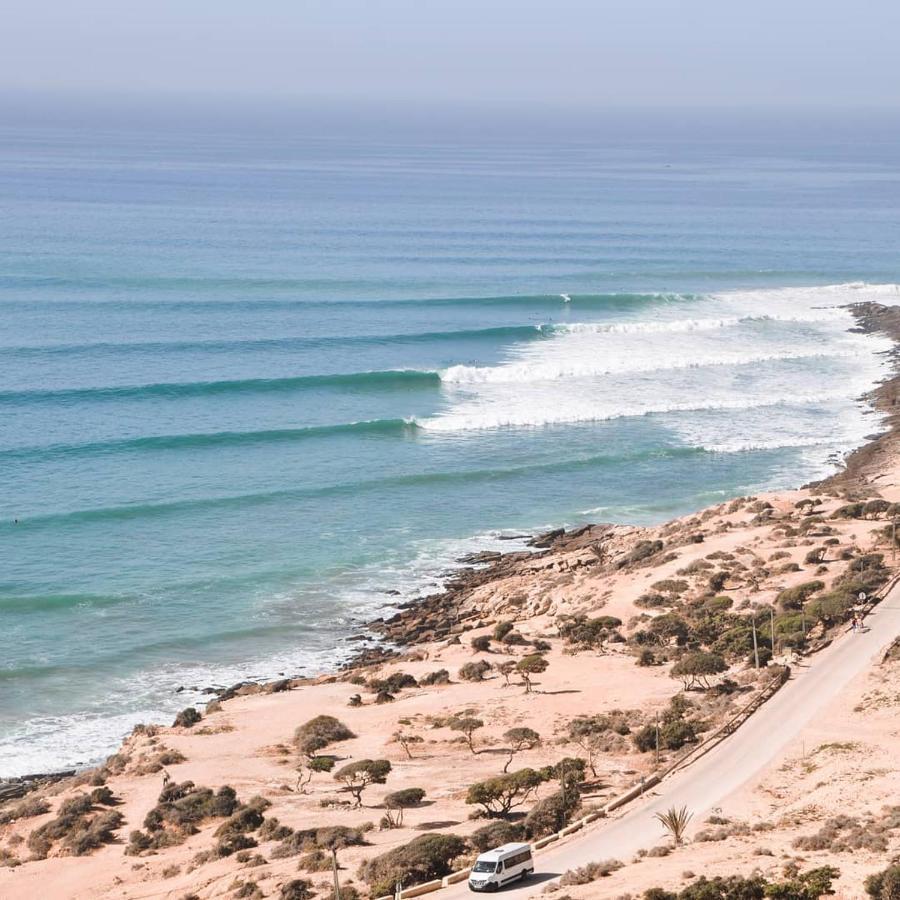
{"left": 468, "top": 842, "right": 534, "bottom": 892}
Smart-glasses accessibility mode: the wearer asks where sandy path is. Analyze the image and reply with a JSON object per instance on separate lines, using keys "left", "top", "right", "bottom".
{"left": 446, "top": 588, "right": 900, "bottom": 898}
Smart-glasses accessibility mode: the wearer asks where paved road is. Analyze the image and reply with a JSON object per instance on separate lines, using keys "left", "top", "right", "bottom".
{"left": 447, "top": 589, "right": 900, "bottom": 898}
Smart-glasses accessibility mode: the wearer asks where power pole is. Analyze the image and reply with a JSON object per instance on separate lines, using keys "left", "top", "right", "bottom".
{"left": 770, "top": 607, "right": 776, "bottom": 659}
{"left": 655, "top": 713, "right": 660, "bottom": 767}
{"left": 332, "top": 849, "right": 341, "bottom": 900}
{"left": 752, "top": 616, "right": 760, "bottom": 670}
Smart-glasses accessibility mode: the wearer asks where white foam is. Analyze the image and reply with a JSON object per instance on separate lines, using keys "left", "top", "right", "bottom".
{"left": 427, "top": 284, "right": 895, "bottom": 433}
{"left": 0, "top": 528, "right": 536, "bottom": 778}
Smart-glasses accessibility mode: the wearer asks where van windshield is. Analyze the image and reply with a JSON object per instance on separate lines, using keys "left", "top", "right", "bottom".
{"left": 472, "top": 861, "right": 498, "bottom": 873}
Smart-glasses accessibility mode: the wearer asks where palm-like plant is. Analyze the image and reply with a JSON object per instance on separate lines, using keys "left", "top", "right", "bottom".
{"left": 653, "top": 805, "right": 693, "bottom": 845}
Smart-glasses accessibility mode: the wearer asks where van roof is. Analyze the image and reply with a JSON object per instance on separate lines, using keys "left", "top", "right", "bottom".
{"left": 476, "top": 842, "right": 530, "bottom": 860}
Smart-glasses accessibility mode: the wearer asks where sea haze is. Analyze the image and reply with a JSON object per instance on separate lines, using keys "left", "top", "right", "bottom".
{"left": 2, "top": 118, "right": 900, "bottom": 775}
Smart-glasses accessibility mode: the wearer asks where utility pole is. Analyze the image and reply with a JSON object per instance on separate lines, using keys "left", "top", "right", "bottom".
{"left": 655, "top": 713, "right": 660, "bottom": 767}
{"left": 893, "top": 519, "right": 898, "bottom": 563}
{"left": 332, "top": 849, "right": 341, "bottom": 900}
{"left": 770, "top": 606, "right": 776, "bottom": 660}
{"left": 752, "top": 616, "right": 760, "bottom": 670}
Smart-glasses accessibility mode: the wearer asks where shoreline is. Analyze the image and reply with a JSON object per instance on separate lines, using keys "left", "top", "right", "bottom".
{"left": 2, "top": 302, "right": 900, "bottom": 897}
{"left": 4, "top": 300, "right": 900, "bottom": 791}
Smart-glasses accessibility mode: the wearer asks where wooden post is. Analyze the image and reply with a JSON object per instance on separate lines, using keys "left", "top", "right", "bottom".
{"left": 332, "top": 849, "right": 341, "bottom": 900}
{"left": 752, "top": 616, "right": 760, "bottom": 670}
{"left": 770, "top": 607, "right": 776, "bottom": 659}
{"left": 655, "top": 713, "right": 660, "bottom": 767}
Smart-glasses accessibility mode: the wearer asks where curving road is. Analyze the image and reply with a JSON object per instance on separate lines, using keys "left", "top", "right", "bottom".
{"left": 445, "top": 589, "right": 900, "bottom": 898}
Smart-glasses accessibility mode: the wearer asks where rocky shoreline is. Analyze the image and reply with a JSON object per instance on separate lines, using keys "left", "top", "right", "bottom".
{"left": 5, "top": 301, "right": 899, "bottom": 801}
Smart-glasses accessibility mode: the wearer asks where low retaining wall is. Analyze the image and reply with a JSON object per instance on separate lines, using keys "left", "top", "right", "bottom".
{"left": 399, "top": 879, "right": 443, "bottom": 898}
{"left": 441, "top": 869, "right": 471, "bottom": 887}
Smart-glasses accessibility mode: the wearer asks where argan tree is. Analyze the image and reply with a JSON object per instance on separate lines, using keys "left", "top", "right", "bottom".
{"left": 466, "top": 768, "right": 547, "bottom": 818}
{"left": 392, "top": 731, "right": 424, "bottom": 760}
{"left": 381, "top": 788, "right": 426, "bottom": 828}
{"left": 296, "top": 755, "right": 335, "bottom": 793}
{"left": 502, "top": 727, "right": 541, "bottom": 773}
{"left": 670, "top": 652, "right": 727, "bottom": 691}
{"left": 498, "top": 660, "right": 517, "bottom": 687}
{"left": 516, "top": 654, "right": 549, "bottom": 693}
{"left": 333, "top": 759, "right": 391, "bottom": 808}
{"left": 448, "top": 716, "right": 484, "bottom": 754}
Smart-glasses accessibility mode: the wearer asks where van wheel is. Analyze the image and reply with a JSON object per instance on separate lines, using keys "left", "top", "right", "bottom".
{"left": 521, "top": 870, "right": 533, "bottom": 881}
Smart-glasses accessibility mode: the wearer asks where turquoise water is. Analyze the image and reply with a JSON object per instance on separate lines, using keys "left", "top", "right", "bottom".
{"left": 2, "top": 122, "right": 900, "bottom": 775}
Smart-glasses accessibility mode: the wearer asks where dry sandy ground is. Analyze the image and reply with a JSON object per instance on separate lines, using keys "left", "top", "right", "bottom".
{"left": 534, "top": 636, "right": 900, "bottom": 899}
{"left": 2, "top": 461, "right": 899, "bottom": 898}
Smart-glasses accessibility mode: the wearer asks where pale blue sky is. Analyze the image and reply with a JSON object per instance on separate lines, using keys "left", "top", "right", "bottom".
{"left": 2, "top": 0, "right": 899, "bottom": 110}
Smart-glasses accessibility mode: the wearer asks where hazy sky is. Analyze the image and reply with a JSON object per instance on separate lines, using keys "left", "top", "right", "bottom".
{"left": 2, "top": 0, "right": 899, "bottom": 111}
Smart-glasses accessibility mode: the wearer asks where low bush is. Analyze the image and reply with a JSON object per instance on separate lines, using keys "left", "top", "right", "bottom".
{"left": 27, "top": 793, "right": 124, "bottom": 858}
{"left": 280, "top": 879, "right": 316, "bottom": 900}
{"left": 832, "top": 502, "right": 866, "bottom": 519}
{"left": 458, "top": 660, "right": 491, "bottom": 682}
{"left": 471, "top": 635, "right": 492, "bottom": 652}
{"left": 270, "top": 825, "right": 366, "bottom": 859}
{"left": 775, "top": 581, "right": 825, "bottom": 609}
{"left": 173, "top": 707, "right": 202, "bottom": 728}
{"left": 469, "top": 820, "right": 525, "bottom": 852}
{"left": 419, "top": 668, "right": 451, "bottom": 686}
{"left": 358, "top": 833, "right": 468, "bottom": 895}
{"left": 524, "top": 790, "right": 580, "bottom": 838}
{"left": 294, "top": 716, "right": 356, "bottom": 758}
{"left": 641, "top": 866, "right": 839, "bottom": 900}
{"left": 865, "top": 862, "right": 900, "bottom": 899}
{"left": 0, "top": 796, "right": 50, "bottom": 825}
{"left": 559, "top": 859, "right": 623, "bottom": 885}
{"left": 125, "top": 781, "right": 241, "bottom": 854}
{"left": 617, "top": 540, "right": 664, "bottom": 569}
{"left": 367, "top": 672, "right": 417, "bottom": 694}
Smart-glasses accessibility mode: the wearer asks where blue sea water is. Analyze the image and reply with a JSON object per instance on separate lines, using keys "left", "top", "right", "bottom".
{"left": 2, "top": 116, "right": 900, "bottom": 775}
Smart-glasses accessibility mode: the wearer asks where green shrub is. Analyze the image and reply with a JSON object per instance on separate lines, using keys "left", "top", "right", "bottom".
{"left": 367, "top": 672, "right": 417, "bottom": 694}
{"left": 173, "top": 707, "right": 202, "bottom": 728}
{"left": 865, "top": 862, "right": 900, "bottom": 899}
{"left": 671, "top": 652, "right": 727, "bottom": 690}
{"left": 280, "top": 879, "right": 316, "bottom": 900}
{"left": 0, "top": 796, "right": 50, "bottom": 825}
{"left": 468, "top": 821, "right": 525, "bottom": 852}
{"left": 524, "top": 790, "right": 580, "bottom": 838}
{"left": 471, "top": 635, "right": 492, "bottom": 652}
{"left": 466, "top": 768, "right": 547, "bottom": 817}
{"left": 358, "top": 833, "right": 468, "bottom": 895}
{"left": 558, "top": 615, "right": 623, "bottom": 651}
{"left": 832, "top": 502, "right": 866, "bottom": 519}
{"left": 27, "top": 793, "right": 124, "bottom": 858}
{"left": 458, "top": 660, "right": 491, "bottom": 682}
{"left": 776, "top": 581, "right": 824, "bottom": 610}
{"left": 617, "top": 540, "right": 664, "bottom": 568}
{"left": 651, "top": 579, "right": 689, "bottom": 595}
{"left": 492, "top": 621, "right": 514, "bottom": 641}
{"left": 126, "top": 781, "right": 240, "bottom": 854}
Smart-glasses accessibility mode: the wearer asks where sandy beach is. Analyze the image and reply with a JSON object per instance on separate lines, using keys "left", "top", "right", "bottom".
{"left": 3, "top": 302, "right": 900, "bottom": 899}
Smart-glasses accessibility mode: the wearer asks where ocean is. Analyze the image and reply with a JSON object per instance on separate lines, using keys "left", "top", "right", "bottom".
{"left": 2, "top": 116, "right": 900, "bottom": 776}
